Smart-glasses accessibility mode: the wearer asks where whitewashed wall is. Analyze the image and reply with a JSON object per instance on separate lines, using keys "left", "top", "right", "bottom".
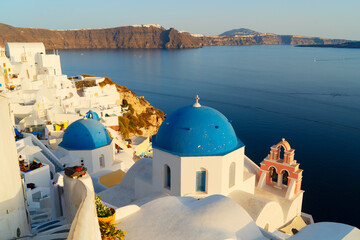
{"left": 0, "top": 96, "right": 30, "bottom": 239}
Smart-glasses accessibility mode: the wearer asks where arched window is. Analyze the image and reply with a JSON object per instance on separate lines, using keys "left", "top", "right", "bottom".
{"left": 270, "top": 167, "right": 278, "bottom": 183}
{"left": 164, "top": 165, "right": 171, "bottom": 189}
{"left": 229, "top": 162, "right": 236, "bottom": 188}
{"left": 99, "top": 154, "right": 105, "bottom": 168}
{"left": 282, "top": 170, "right": 289, "bottom": 185}
{"left": 196, "top": 169, "right": 207, "bottom": 192}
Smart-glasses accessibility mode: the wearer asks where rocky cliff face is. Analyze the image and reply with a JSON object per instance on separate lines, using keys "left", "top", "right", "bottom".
{"left": 98, "top": 77, "right": 165, "bottom": 138}
{"left": 297, "top": 41, "right": 360, "bottom": 48}
{"left": 72, "top": 75, "right": 165, "bottom": 138}
{"left": 0, "top": 23, "right": 202, "bottom": 49}
{"left": 0, "top": 23, "right": 349, "bottom": 49}
{"left": 200, "top": 34, "right": 347, "bottom": 46}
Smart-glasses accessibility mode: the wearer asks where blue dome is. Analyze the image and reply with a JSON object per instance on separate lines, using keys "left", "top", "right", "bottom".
{"left": 153, "top": 105, "right": 244, "bottom": 156}
{"left": 59, "top": 119, "right": 112, "bottom": 150}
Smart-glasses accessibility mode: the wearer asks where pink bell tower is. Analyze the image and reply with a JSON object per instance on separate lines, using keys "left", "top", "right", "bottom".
{"left": 258, "top": 138, "right": 303, "bottom": 199}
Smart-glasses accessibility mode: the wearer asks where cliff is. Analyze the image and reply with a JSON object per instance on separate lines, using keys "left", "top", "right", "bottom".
{"left": 72, "top": 75, "right": 165, "bottom": 138}
{"left": 0, "top": 23, "right": 350, "bottom": 49}
{"left": 296, "top": 41, "right": 360, "bottom": 48}
{"left": 98, "top": 77, "right": 165, "bottom": 139}
{"left": 0, "top": 23, "right": 202, "bottom": 49}
{"left": 200, "top": 34, "right": 348, "bottom": 46}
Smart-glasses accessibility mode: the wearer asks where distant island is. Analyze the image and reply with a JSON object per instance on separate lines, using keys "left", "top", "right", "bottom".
{"left": 296, "top": 41, "right": 360, "bottom": 48}
{"left": 0, "top": 23, "right": 349, "bottom": 49}
{"left": 200, "top": 28, "right": 349, "bottom": 47}
{"left": 218, "top": 28, "right": 260, "bottom": 36}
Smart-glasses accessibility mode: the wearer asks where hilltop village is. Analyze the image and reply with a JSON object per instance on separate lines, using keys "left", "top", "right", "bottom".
{"left": 0, "top": 43, "right": 359, "bottom": 240}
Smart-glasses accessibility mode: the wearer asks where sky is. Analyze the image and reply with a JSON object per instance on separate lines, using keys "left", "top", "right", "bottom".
{"left": 1, "top": 0, "right": 359, "bottom": 40}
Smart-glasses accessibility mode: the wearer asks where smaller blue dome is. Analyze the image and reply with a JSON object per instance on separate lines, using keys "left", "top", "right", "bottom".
{"left": 59, "top": 119, "right": 111, "bottom": 150}
{"left": 153, "top": 105, "right": 244, "bottom": 156}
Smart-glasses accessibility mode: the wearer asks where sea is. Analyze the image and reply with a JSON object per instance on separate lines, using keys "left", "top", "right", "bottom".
{"left": 58, "top": 45, "right": 360, "bottom": 227}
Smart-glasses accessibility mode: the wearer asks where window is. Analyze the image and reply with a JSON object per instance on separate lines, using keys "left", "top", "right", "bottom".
{"left": 99, "top": 155, "right": 105, "bottom": 168}
{"left": 164, "top": 165, "right": 171, "bottom": 189}
{"left": 229, "top": 162, "right": 236, "bottom": 188}
{"left": 196, "top": 170, "right": 206, "bottom": 192}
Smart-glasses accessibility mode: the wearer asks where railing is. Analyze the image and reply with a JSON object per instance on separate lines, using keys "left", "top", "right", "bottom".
{"left": 106, "top": 127, "right": 133, "bottom": 155}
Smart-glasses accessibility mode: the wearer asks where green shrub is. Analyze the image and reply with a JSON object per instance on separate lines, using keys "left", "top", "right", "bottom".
{"left": 99, "top": 221, "right": 125, "bottom": 240}
{"left": 95, "top": 195, "right": 113, "bottom": 218}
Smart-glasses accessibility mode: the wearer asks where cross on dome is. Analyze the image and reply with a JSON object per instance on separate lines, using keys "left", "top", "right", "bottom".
{"left": 193, "top": 95, "right": 201, "bottom": 107}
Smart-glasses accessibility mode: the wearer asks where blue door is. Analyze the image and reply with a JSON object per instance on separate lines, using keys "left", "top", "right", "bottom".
{"left": 196, "top": 171, "right": 206, "bottom": 192}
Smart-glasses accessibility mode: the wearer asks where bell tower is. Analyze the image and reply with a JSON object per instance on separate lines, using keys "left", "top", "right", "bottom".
{"left": 258, "top": 138, "right": 303, "bottom": 199}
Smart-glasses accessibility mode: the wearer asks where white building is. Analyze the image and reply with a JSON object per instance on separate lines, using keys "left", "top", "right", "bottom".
{"left": 97, "top": 97, "right": 360, "bottom": 239}
{"left": 2, "top": 42, "right": 123, "bottom": 129}
{"left": 100, "top": 97, "right": 304, "bottom": 232}
{"left": 0, "top": 95, "right": 30, "bottom": 239}
{"left": 5, "top": 42, "right": 45, "bottom": 62}
{"left": 57, "top": 118, "right": 118, "bottom": 174}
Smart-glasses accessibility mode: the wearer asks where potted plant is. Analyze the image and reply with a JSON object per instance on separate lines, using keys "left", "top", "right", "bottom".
{"left": 99, "top": 221, "right": 125, "bottom": 240}
{"left": 96, "top": 195, "right": 116, "bottom": 224}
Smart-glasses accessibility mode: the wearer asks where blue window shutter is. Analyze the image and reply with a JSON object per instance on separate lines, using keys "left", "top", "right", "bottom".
{"left": 164, "top": 165, "right": 171, "bottom": 189}
{"left": 196, "top": 171, "right": 206, "bottom": 192}
{"left": 196, "top": 171, "right": 201, "bottom": 191}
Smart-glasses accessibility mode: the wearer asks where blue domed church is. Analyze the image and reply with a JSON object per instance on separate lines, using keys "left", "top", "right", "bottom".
{"left": 119, "top": 96, "right": 305, "bottom": 231}
{"left": 58, "top": 118, "right": 115, "bottom": 174}
{"left": 100, "top": 96, "right": 305, "bottom": 232}
{"left": 151, "top": 96, "right": 253, "bottom": 197}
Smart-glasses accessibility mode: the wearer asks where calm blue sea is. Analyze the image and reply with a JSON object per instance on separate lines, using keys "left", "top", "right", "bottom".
{"left": 59, "top": 45, "right": 360, "bottom": 227}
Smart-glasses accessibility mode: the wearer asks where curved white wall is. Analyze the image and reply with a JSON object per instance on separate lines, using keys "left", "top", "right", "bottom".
{"left": 255, "top": 201, "right": 284, "bottom": 232}
{"left": 63, "top": 173, "right": 101, "bottom": 240}
{"left": 0, "top": 95, "right": 30, "bottom": 239}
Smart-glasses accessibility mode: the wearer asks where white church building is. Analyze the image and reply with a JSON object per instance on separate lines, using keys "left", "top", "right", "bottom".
{"left": 57, "top": 118, "right": 116, "bottom": 174}
{"left": 151, "top": 98, "right": 250, "bottom": 197}
{"left": 100, "top": 96, "right": 305, "bottom": 232}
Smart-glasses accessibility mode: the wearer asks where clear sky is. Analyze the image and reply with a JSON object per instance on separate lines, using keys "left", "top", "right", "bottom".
{"left": 1, "top": 0, "right": 359, "bottom": 40}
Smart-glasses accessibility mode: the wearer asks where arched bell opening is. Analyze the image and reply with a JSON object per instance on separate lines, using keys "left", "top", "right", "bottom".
{"left": 269, "top": 167, "right": 278, "bottom": 183}
{"left": 281, "top": 170, "right": 289, "bottom": 186}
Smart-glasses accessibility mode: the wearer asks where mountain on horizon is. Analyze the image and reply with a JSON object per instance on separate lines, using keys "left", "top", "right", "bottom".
{"left": 0, "top": 23, "right": 202, "bottom": 49}
{"left": 0, "top": 23, "right": 349, "bottom": 49}
{"left": 219, "top": 28, "right": 260, "bottom": 36}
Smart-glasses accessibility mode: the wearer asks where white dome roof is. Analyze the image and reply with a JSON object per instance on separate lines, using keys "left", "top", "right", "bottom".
{"left": 289, "top": 222, "right": 360, "bottom": 240}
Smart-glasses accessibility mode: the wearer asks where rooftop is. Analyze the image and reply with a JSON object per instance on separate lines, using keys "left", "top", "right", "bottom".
{"left": 153, "top": 96, "right": 244, "bottom": 157}
{"left": 59, "top": 119, "right": 112, "bottom": 150}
